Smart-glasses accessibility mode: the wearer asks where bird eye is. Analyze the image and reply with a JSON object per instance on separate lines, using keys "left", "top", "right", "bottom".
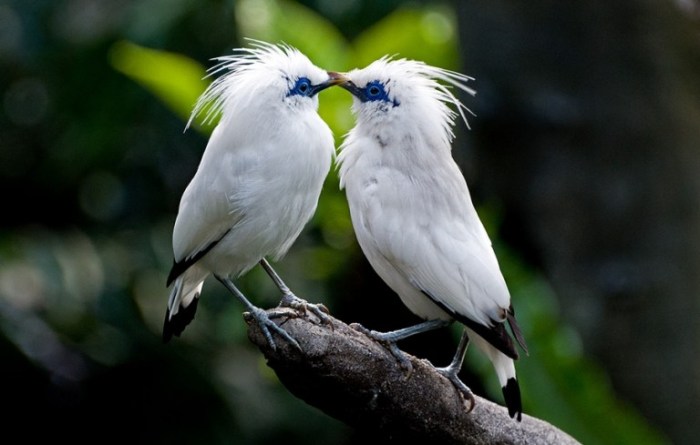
{"left": 290, "top": 77, "right": 312, "bottom": 97}
{"left": 363, "top": 81, "right": 389, "bottom": 102}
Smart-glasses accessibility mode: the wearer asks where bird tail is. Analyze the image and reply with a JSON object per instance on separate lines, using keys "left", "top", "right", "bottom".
{"left": 470, "top": 332, "right": 523, "bottom": 421}
{"left": 162, "top": 266, "right": 208, "bottom": 343}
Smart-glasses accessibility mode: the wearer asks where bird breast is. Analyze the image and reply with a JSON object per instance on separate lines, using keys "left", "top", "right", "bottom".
{"left": 186, "top": 111, "right": 333, "bottom": 276}
{"left": 339, "top": 132, "right": 511, "bottom": 323}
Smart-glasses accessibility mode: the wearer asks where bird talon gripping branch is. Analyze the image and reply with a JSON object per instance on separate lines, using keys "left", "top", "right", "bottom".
{"left": 351, "top": 323, "right": 414, "bottom": 376}
{"left": 262, "top": 308, "right": 299, "bottom": 323}
{"left": 243, "top": 306, "right": 301, "bottom": 351}
{"left": 387, "top": 343, "right": 413, "bottom": 377}
{"left": 466, "top": 395, "right": 476, "bottom": 413}
{"left": 279, "top": 292, "right": 332, "bottom": 326}
{"left": 258, "top": 257, "right": 333, "bottom": 326}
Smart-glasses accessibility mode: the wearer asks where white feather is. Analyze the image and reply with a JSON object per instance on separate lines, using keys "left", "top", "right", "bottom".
{"left": 337, "top": 57, "right": 521, "bottom": 403}
{"left": 166, "top": 41, "right": 334, "bottom": 323}
{"left": 337, "top": 58, "right": 508, "bottom": 325}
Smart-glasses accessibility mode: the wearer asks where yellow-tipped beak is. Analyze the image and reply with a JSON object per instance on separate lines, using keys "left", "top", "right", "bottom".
{"left": 326, "top": 71, "right": 350, "bottom": 86}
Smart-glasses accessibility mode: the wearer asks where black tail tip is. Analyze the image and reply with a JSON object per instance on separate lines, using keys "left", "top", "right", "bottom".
{"left": 162, "top": 310, "right": 176, "bottom": 343}
{"left": 162, "top": 316, "right": 185, "bottom": 344}
{"left": 162, "top": 299, "right": 199, "bottom": 343}
{"left": 503, "top": 377, "right": 523, "bottom": 421}
{"left": 162, "top": 321, "right": 175, "bottom": 343}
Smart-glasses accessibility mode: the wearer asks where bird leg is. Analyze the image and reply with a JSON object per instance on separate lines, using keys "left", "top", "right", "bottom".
{"left": 216, "top": 275, "right": 301, "bottom": 351}
{"left": 258, "top": 258, "right": 331, "bottom": 324}
{"left": 351, "top": 319, "right": 452, "bottom": 374}
{"left": 434, "top": 328, "right": 475, "bottom": 411}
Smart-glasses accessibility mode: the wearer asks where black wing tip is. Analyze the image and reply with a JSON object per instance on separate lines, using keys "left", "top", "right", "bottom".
{"left": 465, "top": 316, "right": 519, "bottom": 360}
{"left": 162, "top": 310, "right": 177, "bottom": 343}
{"left": 464, "top": 308, "right": 529, "bottom": 360}
{"left": 166, "top": 259, "right": 184, "bottom": 287}
{"left": 166, "top": 228, "right": 231, "bottom": 287}
{"left": 418, "top": 289, "right": 520, "bottom": 359}
{"left": 507, "top": 307, "right": 529, "bottom": 355}
{"left": 162, "top": 298, "right": 200, "bottom": 343}
{"left": 503, "top": 377, "right": 523, "bottom": 421}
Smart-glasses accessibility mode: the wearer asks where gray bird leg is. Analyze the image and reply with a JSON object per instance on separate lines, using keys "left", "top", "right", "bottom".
{"left": 216, "top": 275, "right": 300, "bottom": 351}
{"left": 435, "top": 328, "right": 475, "bottom": 411}
{"left": 352, "top": 319, "right": 452, "bottom": 373}
{"left": 258, "top": 258, "right": 331, "bottom": 324}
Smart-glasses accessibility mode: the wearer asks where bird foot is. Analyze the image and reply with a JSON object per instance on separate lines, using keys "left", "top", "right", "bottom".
{"left": 435, "top": 365, "right": 476, "bottom": 412}
{"left": 279, "top": 292, "right": 332, "bottom": 325}
{"left": 351, "top": 323, "right": 413, "bottom": 376}
{"left": 243, "top": 306, "right": 301, "bottom": 352}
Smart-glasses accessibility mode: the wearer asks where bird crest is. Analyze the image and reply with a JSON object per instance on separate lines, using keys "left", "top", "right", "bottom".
{"left": 348, "top": 56, "right": 476, "bottom": 130}
{"left": 187, "top": 40, "right": 326, "bottom": 129}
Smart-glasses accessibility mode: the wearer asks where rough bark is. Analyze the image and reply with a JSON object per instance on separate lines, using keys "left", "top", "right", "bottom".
{"left": 246, "top": 309, "right": 580, "bottom": 445}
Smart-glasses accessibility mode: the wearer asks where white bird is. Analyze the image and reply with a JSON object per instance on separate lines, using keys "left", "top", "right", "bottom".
{"left": 336, "top": 57, "right": 528, "bottom": 420}
{"left": 163, "top": 41, "right": 345, "bottom": 349}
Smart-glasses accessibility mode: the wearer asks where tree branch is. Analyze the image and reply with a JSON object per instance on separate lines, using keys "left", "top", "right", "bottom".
{"left": 246, "top": 308, "right": 580, "bottom": 445}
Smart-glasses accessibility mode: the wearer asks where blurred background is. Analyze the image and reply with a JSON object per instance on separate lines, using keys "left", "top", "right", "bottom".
{"left": 1, "top": 0, "right": 699, "bottom": 443}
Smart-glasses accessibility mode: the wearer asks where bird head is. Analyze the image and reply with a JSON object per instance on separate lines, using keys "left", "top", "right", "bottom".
{"left": 188, "top": 40, "right": 347, "bottom": 128}
{"left": 286, "top": 70, "right": 348, "bottom": 99}
{"left": 336, "top": 57, "right": 476, "bottom": 141}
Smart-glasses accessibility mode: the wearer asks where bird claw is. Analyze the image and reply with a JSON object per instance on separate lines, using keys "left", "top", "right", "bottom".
{"left": 279, "top": 292, "right": 332, "bottom": 326}
{"left": 351, "top": 323, "right": 413, "bottom": 377}
{"left": 387, "top": 342, "right": 413, "bottom": 377}
{"left": 435, "top": 366, "right": 476, "bottom": 412}
{"left": 243, "top": 307, "right": 301, "bottom": 352}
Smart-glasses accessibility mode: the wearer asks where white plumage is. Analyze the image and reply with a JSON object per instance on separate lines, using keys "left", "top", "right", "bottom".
{"left": 163, "top": 41, "right": 343, "bottom": 347}
{"left": 336, "top": 57, "right": 527, "bottom": 419}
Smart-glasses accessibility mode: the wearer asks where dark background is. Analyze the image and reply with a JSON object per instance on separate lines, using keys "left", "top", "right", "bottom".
{"left": 2, "top": 0, "right": 698, "bottom": 443}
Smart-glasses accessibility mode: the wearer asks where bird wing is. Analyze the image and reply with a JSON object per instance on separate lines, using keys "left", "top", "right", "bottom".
{"left": 169, "top": 126, "right": 248, "bottom": 282}
{"left": 408, "top": 229, "right": 521, "bottom": 359}
{"left": 167, "top": 183, "right": 241, "bottom": 285}
{"left": 387, "top": 215, "right": 520, "bottom": 359}
{"left": 349, "top": 156, "right": 509, "bottom": 324}
{"left": 392, "top": 210, "right": 509, "bottom": 326}
{"left": 172, "top": 179, "right": 242, "bottom": 263}
{"left": 349, "top": 159, "right": 518, "bottom": 357}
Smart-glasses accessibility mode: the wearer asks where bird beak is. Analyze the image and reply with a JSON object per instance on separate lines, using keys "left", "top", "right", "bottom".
{"left": 326, "top": 71, "right": 350, "bottom": 86}
{"left": 325, "top": 72, "right": 366, "bottom": 99}
{"left": 309, "top": 71, "right": 350, "bottom": 96}
{"left": 335, "top": 78, "right": 364, "bottom": 100}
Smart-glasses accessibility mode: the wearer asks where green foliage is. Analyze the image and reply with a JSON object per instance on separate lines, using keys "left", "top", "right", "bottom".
{"left": 0, "top": 0, "right": 671, "bottom": 443}
{"left": 351, "top": 5, "right": 460, "bottom": 69}
{"left": 110, "top": 40, "right": 208, "bottom": 125}
{"left": 114, "top": 0, "right": 672, "bottom": 437}
{"left": 236, "top": 0, "right": 351, "bottom": 71}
